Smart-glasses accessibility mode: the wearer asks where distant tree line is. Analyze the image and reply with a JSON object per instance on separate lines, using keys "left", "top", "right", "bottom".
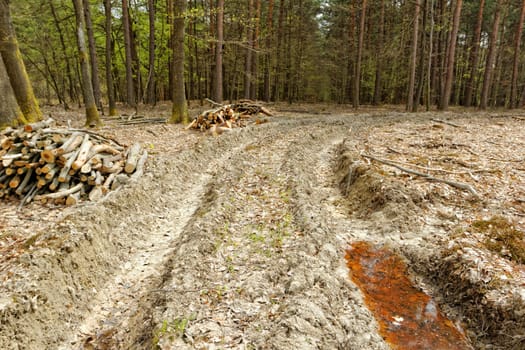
{"left": 2, "top": 0, "right": 525, "bottom": 125}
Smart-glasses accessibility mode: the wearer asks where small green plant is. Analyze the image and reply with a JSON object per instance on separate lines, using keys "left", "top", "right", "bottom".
{"left": 152, "top": 316, "right": 193, "bottom": 348}
{"left": 248, "top": 232, "right": 265, "bottom": 243}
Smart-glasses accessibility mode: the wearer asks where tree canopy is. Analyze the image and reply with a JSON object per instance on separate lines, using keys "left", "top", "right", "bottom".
{"left": 2, "top": 0, "right": 525, "bottom": 122}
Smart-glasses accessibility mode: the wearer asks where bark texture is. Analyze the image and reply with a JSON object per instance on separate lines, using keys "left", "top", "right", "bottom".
{"left": 72, "top": 0, "right": 101, "bottom": 127}
{"left": 0, "top": 0, "right": 42, "bottom": 123}
{"left": 170, "top": 0, "right": 188, "bottom": 124}
{"left": 0, "top": 55, "right": 24, "bottom": 127}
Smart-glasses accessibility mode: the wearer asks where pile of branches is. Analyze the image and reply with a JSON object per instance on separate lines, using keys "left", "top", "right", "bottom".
{"left": 0, "top": 118, "right": 147, "bottom": 206}
{"left": 187, "top": 101, "right": 273, "bottom": 133}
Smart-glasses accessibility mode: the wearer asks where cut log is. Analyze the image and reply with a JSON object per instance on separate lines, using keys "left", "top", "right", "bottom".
{"left": 66, "top": 191, "right": 81, "bottom": 206}
{"left": 40, "top": 149, "right": 56, "bottom": 164}
{"left": 34, "top": 182, "right": 83, "bottom": 200}
{"left": 124, "top": 143, "right": 142, "bottom": 173}
{"left": 24, "top": 118, "right": 55, "bottom": 132}
{"left": 1, "top": 118, "right": 148, "bottom": 206}
{"left": 101, "top": 160, "right": 124, "bottom": 174}
{"left": 48, "top": 176, "right": 60, "bottom": 191}
{"left": 130, "top": 150, "right": 148, "bottom": 180}
{"left": 89, "top": 186, "right": 104, "bottom": 201}
{"left": 56, "top": 133, "right": 83, "bottom": 156}
{"left": 44, "top": 165, "right": 58, "bottom": 180}
{"left": 58, "top": 149, "right": 80, "bottom": 182}
{"left": 16, "top": 168, "right": 34, "bottom": 195}
{"left": 71, "top": 135, "right": 93, "bottom": 170}
{"left": 9, "top": 175, "right": 21, "bottom": 189}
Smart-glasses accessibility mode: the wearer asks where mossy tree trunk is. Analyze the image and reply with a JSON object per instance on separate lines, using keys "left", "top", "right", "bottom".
{"left": 72, "top": 0, "right": 102, "bottom": 127}
{"left": 170, "top": 0, "right": 188, "bottom": 124}
{"left": 0, "top": 55, "right": 25, "bottom": 127}
{"left": 0, "top": 0, "right": 42, "bottom": 123}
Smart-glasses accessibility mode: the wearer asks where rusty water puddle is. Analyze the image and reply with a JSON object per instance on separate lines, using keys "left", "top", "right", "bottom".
{"left": 346, "top": 241, "right": 472, "bottom": 350}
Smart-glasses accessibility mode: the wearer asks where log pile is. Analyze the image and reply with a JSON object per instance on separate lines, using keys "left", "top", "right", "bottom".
{"left": 187, "top": 101, "right": 273, "bottom": 133}
{"left": 0, "top": 118, "right": 147, "bottom": 206}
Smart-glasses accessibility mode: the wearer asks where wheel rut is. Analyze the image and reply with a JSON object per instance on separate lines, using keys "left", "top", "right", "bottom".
{"left": 1, "top": 113, "right": 482, "bottom": 350}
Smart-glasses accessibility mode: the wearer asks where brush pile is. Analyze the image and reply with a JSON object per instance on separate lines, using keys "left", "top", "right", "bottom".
{"left": 0, "top": 118, "right": 147, "bottom": 206}
{"left": 187, "top": 101, "right": 273, "bottom": 133}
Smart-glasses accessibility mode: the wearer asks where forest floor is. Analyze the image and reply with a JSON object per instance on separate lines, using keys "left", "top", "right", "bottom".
{"left": 0, "top": 103, "right": 524, "bottom": 350}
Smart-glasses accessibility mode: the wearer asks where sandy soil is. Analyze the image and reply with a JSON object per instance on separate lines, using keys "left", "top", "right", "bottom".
{"left": 0, "top": 104, "right": 524, "bottom": 349}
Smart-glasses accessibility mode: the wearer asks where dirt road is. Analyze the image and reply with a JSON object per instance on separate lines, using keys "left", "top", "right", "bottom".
{"left": 1, "top": 110, "right": 524, "bottom": 349}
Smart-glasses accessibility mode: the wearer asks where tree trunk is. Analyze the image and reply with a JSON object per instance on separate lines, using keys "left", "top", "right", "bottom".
{"left": 463, "top": 0, "right": 484, "bottom": 107}
{"left": 480, "top": 0, "right": 503, "bottom": 110}
{"left": 263, "top": 0, "right": 274, "bottom": 102}
{"left": 414, "top": 0, "right": 428, "bottom": 111}
{"left": 170, "top": 0, "right": 188, "bottom": 123}
{"left": 122, "top": 0, "right": 136, "bottom": 107}
{"left": 510, "top": 0, "right": 525, "bottom": 108}
{"left": 373, "top": 0, "right": 384, "bottom": 105}
{"left": 244, "top": 0, "right": 254, "bottom": 99}
{"left": 104, "top": 0, "right": 117, "bottom": 116}
{"left": 49, "top": 0, "right": 74, "bottom": 109}
{"left": 250, "top": 0, "right": 261, "bottom": 99}
{"left": 426, "top": 0, "right": 434, "bottom": 111}
{"left": 0, "top": 0, "right": 42, "bottom": 123}
{"left": 0, "top": 56, "right": 24, "bottom": 127}
{"left": 353, "top": 0, "right": 367, "bottom": 108}
{"left": 146, "top": 0, "right": 156, "bottom": 105}
{"left": 72, "top": 0, "right": 101, "bottom": 127}
{"left": 272, "top": 0, "right": 285, "bottom": 101}
{"left": 83, "top": 0, "right": 103, "bottom": 114}
{"left": 439, "top": 0, "right": 462, "bottom": 110}
{"left": 407, "top": 0, "right": 420, "bottom": 112}
{"left": 213, "top": 0, "right": 224, "bottom": 103}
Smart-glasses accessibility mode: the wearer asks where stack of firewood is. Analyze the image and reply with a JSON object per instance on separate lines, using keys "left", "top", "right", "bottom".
{"left": 0, "top": 118, "right": 147, "bottom": 206}
{"left": 187, "top": 101, "right": 273, "bottom": 133}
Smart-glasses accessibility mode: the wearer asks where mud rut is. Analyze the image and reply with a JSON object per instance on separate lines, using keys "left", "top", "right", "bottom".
{"left": 2, "top": 114, "right": 476, "bottom": 349}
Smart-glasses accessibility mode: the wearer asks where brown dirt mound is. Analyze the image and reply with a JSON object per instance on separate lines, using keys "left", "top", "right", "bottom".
{"left": 334, "top": 139, "right": 425, "bottom": 233}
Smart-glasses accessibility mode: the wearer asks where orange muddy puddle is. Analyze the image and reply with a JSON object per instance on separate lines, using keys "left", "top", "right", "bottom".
{"left": 346, "top": 241, "right": 471, "bottom": 350}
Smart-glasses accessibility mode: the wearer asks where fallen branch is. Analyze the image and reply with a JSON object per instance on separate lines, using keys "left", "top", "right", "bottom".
{"left": 362, "top": 153, "right": 480, "bottom": 198}
{"left": 378, "top": 157, "right": 496, "bottom": 175}
{"left": 430, "top": 118, "right": 461, "bottom": 128}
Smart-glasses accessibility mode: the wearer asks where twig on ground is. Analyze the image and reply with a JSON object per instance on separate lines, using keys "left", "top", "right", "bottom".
{"left": 205, "top": 98, "right": 223, "bottom": 107}
{"left": 378, "top": 156, "right": 496, "bottom": 175}
{"left": 362, "top": 153, "right": 480, "bottom": 198}
{"left": 431, "top": 118, "right": 461, "bottom": 128}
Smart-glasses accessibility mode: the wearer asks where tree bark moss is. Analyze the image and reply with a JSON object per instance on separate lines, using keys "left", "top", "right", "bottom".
{"left": 0, "top": 0, "right": 42, "bottom": 123}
